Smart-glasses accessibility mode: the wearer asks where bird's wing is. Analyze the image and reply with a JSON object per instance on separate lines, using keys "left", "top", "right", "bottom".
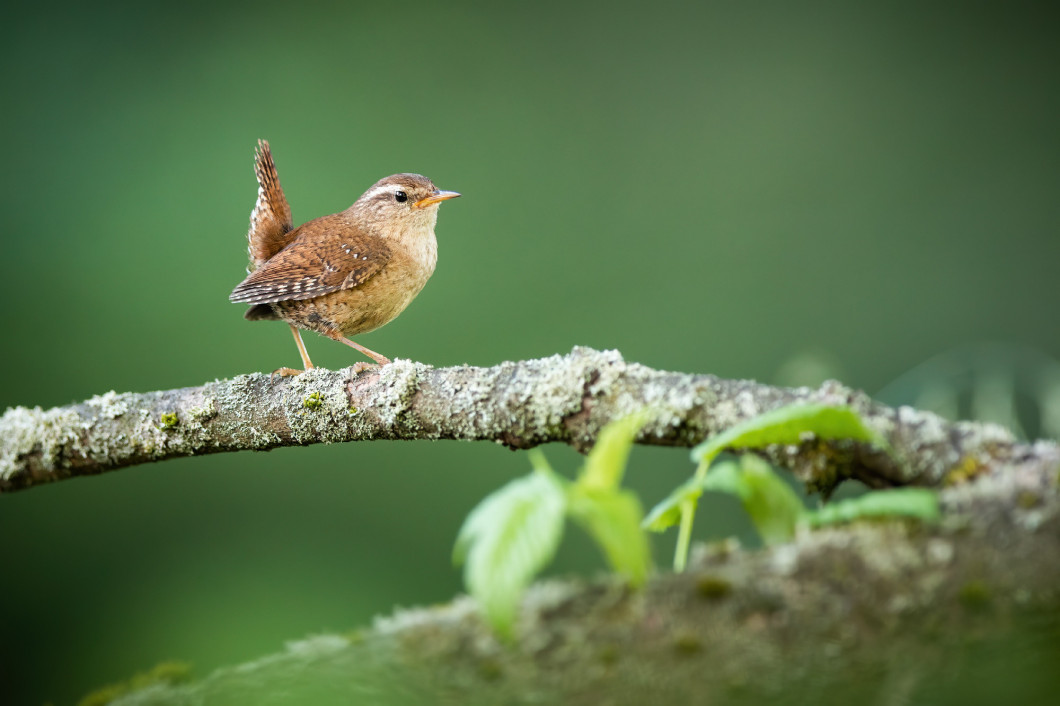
{"left": 229, "top": 222, "right": 391, "bottom": 304}
{"left": 246, "top": 139, "right": 295, "bottom": 271}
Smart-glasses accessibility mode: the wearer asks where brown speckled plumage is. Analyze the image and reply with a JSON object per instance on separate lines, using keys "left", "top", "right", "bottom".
{"left": 230, "top": 141, "right": 459, "bottom": 372}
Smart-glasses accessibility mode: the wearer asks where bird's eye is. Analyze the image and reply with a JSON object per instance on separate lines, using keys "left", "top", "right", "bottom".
{"left": 394, "top": 191, "right": 408, "bottom": 203}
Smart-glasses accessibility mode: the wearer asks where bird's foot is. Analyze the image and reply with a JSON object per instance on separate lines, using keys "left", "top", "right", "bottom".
{"left": 327, "top": 332, "right": 391, "bottom": 367}
{"left": 270, "top": 367, "right": 305, "bottom": 380}
{"left": 350, "top": 362, "right": 381, "bottom": 376}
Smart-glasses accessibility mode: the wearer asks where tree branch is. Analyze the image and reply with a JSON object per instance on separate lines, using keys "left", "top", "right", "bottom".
{"left": 109, "top": 448, "right": 1060, "bottom": 705}
{"left": 2, "top": 346, "right": 1055, "bottom": 494}
{"left": 10, "top": 347, "right": 1055, "bottom": 703}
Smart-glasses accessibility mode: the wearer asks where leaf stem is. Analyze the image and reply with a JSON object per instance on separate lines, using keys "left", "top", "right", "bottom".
{"left": 670, "top": 459, "right": 710, "bottom": 571}
{"left": 673, "top": 498, "right": 695, "bottom": 572}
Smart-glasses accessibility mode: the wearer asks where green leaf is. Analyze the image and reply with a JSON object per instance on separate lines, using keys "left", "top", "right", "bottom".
{"left": 453, "top": 468, "right": 567, "bottom": 638}
{"left": 568, "top": 488, "right": 652, "bottom": 586}
{"left": 649, "top": 404, "right": 889, "bottom": 570}
{"left": 803, "top": 488, "right": 940, "bottom": 528}
{"left": 579, "top": 411, "right": 651, "bottom": 492}
{"left": 646, "top": 457, "right": 804, "bottom": 545}
{"left": 642, "top": 478, "right": 702, "bottom": 532}
{"left": 690, "top": 404, "right": 888, "bottom": 466}
{"left": 696, "top": 460, "right": 745, "bottom": 496}
{"left": 700, "top": 456, "right": 805, "bottom": 545}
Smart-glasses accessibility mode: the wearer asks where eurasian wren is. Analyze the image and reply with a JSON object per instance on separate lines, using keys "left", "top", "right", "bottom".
{"left": 229, "top": 140, "right": 459, "bottom": 375}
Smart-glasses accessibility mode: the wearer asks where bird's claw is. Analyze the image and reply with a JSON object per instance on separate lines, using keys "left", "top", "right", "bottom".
{"left": 350, "top": 362, "right": 381, "bottom": 376}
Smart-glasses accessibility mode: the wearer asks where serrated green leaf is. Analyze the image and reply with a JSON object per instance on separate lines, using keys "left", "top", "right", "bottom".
{"left": 580, "top": 411, "right": 651, "bottom": 492}
{"left": 641, "top": 478, "right": 702, "bottom": 532}
{"left": 690, "top": 404, "right": 888, "bottom": 466}
{"left": 803, "top": 488, "right": 939, "bottom": 528}
{"left": 569, "top": 488, "right": 652, "bottom": 586}
{"left": 453, "top": 469, "right": 567, "bottom": 638}
{"left": 700, "top": 456, "right": 804, "bottom": 545}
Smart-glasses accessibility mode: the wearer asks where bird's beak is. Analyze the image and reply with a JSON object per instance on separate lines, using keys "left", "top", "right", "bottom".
{"left": 414, "top": 190, "right": 461, "bottom": 208}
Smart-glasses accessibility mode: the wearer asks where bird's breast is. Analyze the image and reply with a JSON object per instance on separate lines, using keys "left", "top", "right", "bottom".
{"left": 276, "top": 229, "right": 437, "bottom": 337}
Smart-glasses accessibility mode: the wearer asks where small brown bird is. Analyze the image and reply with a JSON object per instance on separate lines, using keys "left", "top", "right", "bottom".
{"left": 230, "top": 140, "right": 460, "bottom": 375}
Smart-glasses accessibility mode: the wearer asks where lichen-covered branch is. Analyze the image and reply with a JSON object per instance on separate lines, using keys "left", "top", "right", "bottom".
{"left": 109, "top": 453, "right": 1060, "bottom": 705}
{"left": 11, "top": 347, "right": 1054, "bottom": 704}
{"left": 2, "top": 346, "right": 1057, "bottom": 494}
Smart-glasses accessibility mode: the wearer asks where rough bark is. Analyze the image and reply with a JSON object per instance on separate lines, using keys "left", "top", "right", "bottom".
{"left": 0, "top": 347, "right": 1050, "bottom": 496}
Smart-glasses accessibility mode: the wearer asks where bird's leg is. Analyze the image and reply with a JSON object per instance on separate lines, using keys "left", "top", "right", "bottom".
{"left": 291, "top": 325, "right": 315, "bottom": 368}
{"left": 271, "top": 324, "right": 315, "bottom": 378}
{"left": 324, "top": 330, "right": 392, "bottom": 367}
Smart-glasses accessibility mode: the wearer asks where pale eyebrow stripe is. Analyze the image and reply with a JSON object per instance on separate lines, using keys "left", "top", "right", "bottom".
{"left": 362, "top": 183, "right": 408, "bottom": 200}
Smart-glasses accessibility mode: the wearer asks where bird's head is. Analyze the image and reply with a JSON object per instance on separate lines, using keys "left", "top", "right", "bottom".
{"left": 351, "top": 173, "right": 460, "bottom": 234}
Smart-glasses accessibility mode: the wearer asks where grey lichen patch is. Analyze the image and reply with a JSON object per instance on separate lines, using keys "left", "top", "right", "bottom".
{"left": 207, "top": 373, "right": 277, "bottom": 448}
{"left": 766, "top": 522, "right": 984, "bottom": 620}
{"left": 925, "top": 538, "right": 955, "bottom": 566}
{"left": 75, "top": 410, "right": 155, "bottom": 469}
{"left": 85, "top": 390, "right": 131, "bottom": 419}
{"left": 632, "top": 373, "right": 714, "bottom": 443}
{"left": 216, "top": 409, "right": 285, "bottom": 451}
{"left": 815, "top": 379, "right": 862, "bottom": 408}
{"left": 281, "top": 367, "right": 358, "bottom": 444}
{"left": 187, "top": 397, "right": 217, "bottom": 422}
{"left": 568, "top": 347, "right": 716, "bottom": 445}
{"left": 1034, "top": 440, "right": 1060, "bottom": 485}
{"left": 700, "top": 385, "right": 761, "bottom": 436}
{"left": 423, "top": 362, "right": 505, "bottom": 439}
{"left": 362, "top": 358, "right": 432, "bottom": 433}
{"left": 897, "top": 411, "right": 1014, "bottom": 487}
{"left": 373, "top": 594, "right": 481, "bottom": 637}
{"left": 283, "top": 634, "right": 351, "bottom": 656}
{"left": 118, "top": 380, "right": 252, "bottom": 460}
{"left": 0, "top": 404, "right": 83, "bottom": 479}
{"left": 495, "top": 347, "right": 623, "bottom": 448}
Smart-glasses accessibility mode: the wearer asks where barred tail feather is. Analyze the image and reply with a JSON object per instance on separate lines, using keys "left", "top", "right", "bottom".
{"left": 246, "top": 139, "right": 295, "bottom": 270}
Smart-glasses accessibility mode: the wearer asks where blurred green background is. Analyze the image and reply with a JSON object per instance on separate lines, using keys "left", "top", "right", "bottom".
{"left": 1, "top": 0, "right": 1058, "bottom": 703}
